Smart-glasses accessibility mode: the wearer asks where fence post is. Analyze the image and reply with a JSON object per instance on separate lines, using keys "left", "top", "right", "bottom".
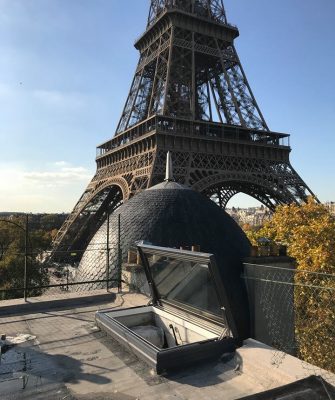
{"left": 24, "top": 214, "right": 28, "bottom": 302}
{"left": 106, "top": 211, "right": 110, "bottom": 292}
{"left": 117, "top": 214, "right": 122, "bottom": 293}
{"left": 66, "top": 266, "right": 69, "bottom": 291}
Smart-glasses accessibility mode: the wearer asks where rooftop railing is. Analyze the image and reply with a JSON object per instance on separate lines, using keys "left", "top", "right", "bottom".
{"left": 242, "top": 263, "right": 335, "bottom": 382}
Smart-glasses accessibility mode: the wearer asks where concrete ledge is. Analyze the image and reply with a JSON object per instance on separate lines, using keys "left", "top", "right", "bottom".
{"left": 239, "top": 375, "right": 335, "bottom": 400}
{"left": 244, "top": 256, "right": 295, "bottom": 267}
{"left": 236, "top": 339, "right": 335, "bottom": 387}
{"left": 0, "top": 290, "right": 117, "bottom": 317}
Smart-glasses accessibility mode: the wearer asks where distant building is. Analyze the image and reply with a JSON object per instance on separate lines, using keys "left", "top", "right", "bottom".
{"left": 226, "top": 206, "right": 272, "bottom": 227}
{"left": 325, "top": 202, "right": 335, "bottom": 216}
{"left": 227, "top": 202, "right": 335, "bottom": 227}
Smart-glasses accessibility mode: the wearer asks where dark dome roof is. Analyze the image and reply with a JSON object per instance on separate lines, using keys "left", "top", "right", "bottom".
{"left": 76, "top": 182, "right": 251, "bottom": 339}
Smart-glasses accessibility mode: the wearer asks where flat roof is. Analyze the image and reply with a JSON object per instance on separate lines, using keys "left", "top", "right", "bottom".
{"left": 0, "top": 290, "right": 333, "bottom": 400}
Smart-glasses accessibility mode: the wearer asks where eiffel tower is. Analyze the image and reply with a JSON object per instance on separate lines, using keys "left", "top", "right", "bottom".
{"left": 51, "top": 0, "right": 316, "bottom": 257}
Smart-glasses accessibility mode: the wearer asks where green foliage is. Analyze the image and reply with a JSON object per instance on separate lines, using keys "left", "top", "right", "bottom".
{"left": 38, "top": 214, "right": 66, "bottom": 231}
{"left": 0, "top": 214, "right": 67, "bottom": 300}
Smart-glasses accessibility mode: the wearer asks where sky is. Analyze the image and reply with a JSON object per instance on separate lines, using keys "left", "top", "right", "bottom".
{"left": 0, "top": 0, "right": 334, "bottom": 212}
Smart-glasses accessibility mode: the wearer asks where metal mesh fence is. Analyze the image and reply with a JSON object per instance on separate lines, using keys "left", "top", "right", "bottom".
{"left": 1, "top": 236, "right": 334, "bottom": 385}
{"left": 243, "top": 263, "right": 335, "bottom": 384}
{"left": 0, "top": 243, "right": 123, "bottom": 301}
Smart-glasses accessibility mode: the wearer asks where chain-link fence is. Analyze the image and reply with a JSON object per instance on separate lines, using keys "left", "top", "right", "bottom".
{"left": 1, "top": 234, "right": 334, "bottom": 384}
{"left": 0, "top": 243, "right": 123, "bottom": 301}
{"left": 243, "top": 263, "right": 335, "bottom": 384}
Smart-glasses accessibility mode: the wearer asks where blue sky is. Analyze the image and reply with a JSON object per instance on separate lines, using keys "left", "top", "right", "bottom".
{"left": 0, "top": 0, "right": 334, "bottom": 212}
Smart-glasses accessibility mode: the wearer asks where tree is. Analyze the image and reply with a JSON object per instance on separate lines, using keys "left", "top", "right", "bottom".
{"left": 0, "top": 217, "right": 49, "bottom": 300}
{"left": 243, "top": 198, "right": 335, "bottom": 373}
{"left": 258, "top": 198, "right": 335, "bottom": 273}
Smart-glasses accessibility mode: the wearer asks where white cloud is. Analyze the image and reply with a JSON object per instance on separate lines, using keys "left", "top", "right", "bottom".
{"left": 24, "top": 166, "right": 91, "bottom": 187}
{"left": 62, "top": 167, "right": 88, "bottom": 174}
{"left": 0, "top": 162, "right": 93, "bottom": 213}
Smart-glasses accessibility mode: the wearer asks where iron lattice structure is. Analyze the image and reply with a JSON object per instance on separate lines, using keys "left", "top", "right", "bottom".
{"left": 51, "top": 0, "right": 316, "bottom": 258}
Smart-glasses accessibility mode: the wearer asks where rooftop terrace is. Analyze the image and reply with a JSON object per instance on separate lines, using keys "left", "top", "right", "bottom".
{"left": 0, "top": 290, "right": 334, "bottom": 400}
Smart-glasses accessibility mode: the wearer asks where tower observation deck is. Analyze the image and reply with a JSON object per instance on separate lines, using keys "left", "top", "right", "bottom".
{"left": 50, "top": 0, "right": 317, "bottom": 260}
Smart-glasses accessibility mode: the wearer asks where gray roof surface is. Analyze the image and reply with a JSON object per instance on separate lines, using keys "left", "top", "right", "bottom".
{"left": 1, "top": 291, "right": 334, "bottom": 400}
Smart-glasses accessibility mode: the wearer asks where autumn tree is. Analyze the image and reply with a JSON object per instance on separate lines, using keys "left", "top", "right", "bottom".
{"left": 243, "top": 198, "right": 335, "bottom": 373}
{"left": 258, "top": 198, "right": 335, "bottom": 273}
{"left": 0, "top": 216, "right": 53, "bottom": 300}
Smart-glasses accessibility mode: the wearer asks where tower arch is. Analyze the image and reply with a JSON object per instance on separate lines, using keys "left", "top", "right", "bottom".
{"left": 50, "top": 1, "right": 317, "bottom": 261}
{"left": 193, "top": 171, "right": 295, "bottom": 210}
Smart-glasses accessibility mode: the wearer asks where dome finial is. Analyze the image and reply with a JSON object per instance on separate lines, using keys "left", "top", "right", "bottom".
{"left": 165, "top": 151, "right": 174, "bottom": 182}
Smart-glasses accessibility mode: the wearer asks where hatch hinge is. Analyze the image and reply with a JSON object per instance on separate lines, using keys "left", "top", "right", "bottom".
{"left": 219, "top": 306, "right": 232, "bottom": 340}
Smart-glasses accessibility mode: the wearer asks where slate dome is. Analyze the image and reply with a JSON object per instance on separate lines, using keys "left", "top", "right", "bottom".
{"left": 75, "top": 181, "right": 251, "bottom": 339}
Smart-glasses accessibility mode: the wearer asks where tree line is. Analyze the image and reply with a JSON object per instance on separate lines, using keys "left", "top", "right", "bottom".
{"left": 0, "top": 214, "right": 67, "bottom": 299}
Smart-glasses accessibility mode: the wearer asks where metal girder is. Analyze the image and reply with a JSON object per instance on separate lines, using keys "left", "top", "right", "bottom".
{"left": 50, "top": 1, "right": 318, "bottom": 262}
{"left": 148, "top": 0, "right": 228, "bottom": 27}
{"left": 151, "top": 148, "right": 317, "bottom": 211}
{"left": 117, "top": 6, "right": 268, "bottom": 133}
